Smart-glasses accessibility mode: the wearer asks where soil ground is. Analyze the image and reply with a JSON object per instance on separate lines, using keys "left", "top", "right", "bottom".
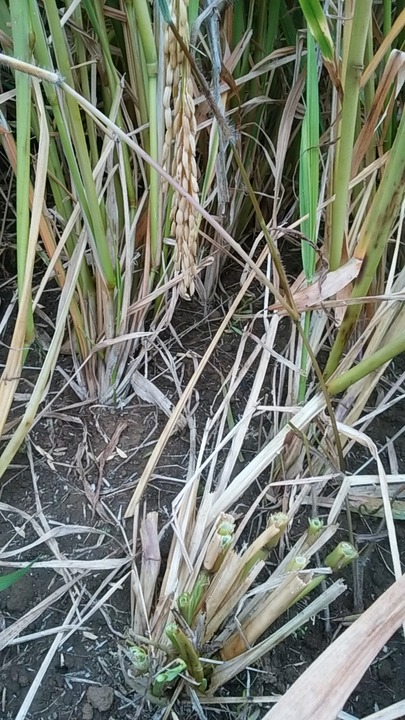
{"left": 0, "top": 275, "right": 404, "bottom": 720}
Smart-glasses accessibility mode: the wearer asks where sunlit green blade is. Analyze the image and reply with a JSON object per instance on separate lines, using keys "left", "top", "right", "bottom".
{"left": 0, "top": 561, "right": 35, "bottom": 592}
{"left": 9, "top": 1, "right": 34, "bottom": 344}
{"left": 298, "top": 0, "right": 335, "bottom": 62}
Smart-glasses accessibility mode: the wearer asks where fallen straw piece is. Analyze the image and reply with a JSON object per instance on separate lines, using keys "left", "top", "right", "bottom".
{"left": 262, "top": 574, "right": 405, "bottom": 720}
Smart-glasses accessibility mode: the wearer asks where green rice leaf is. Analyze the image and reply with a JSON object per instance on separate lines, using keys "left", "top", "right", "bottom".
{"left": 0, "top": 560, "right": 35, "bottom": 592}
{"left": 298, "top": 0, "right": 335, "bottom": 62}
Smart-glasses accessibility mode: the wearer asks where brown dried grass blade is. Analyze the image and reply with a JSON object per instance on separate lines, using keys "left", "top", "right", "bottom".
{"left": 131, "top": 371, "right": 187, "bottom": 430}
{"left": 269, "top": 258, "right": 362, "bottom": 315}
{"left": 133, "top": 511, "right": 161, "bottom": 636}
{"left": 360, "top": 9, "right": 405, "bottom": 89}
{"left": 262, "top": 574, "right": 405, "bottom": 720}
{"left": 221, "top": 571, "right": 310, "bottom": 660}
{"left": 352, "top": 50, "right": 405, "bottom": 175}
{"left": 204, "top": 550, "right": 244, "bottom": 621}
{"left": 0, "top": 113, "right": 65, "bottom": 285}
{"left": 204, "top": 561, "right": 265, "bottom": 641}
{"left": 272, "top": 71, "right": 306, "bottom": 222}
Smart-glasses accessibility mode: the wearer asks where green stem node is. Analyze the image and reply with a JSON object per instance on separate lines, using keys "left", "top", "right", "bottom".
{"left": 324, "top": 541, "right": 358, "bottom": 570}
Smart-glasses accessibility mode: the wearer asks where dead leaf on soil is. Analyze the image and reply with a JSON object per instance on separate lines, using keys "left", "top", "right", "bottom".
{"left": 131, "top": 370, "right": 187, "bottom": 431}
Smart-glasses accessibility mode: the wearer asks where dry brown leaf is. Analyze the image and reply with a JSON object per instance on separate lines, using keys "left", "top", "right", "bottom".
{"left": 131, "top": 370, "right": 187, "bottom": 431}
{"left": 360, "top": 9, "right": 405, "bottom": 88}
{"left": 221, "top": 571, "right": 309, "bottom": 660}
{"left": 269, "top": 258, "right": 361, "bottom": 315}
{"left": 133, "top": 512, "right": 161, "bottom": 636}
{"left": 94, "top": 420, "right": 128, "bottom": 507}
{"left": 353, "top": 50, "right": 405, "bottom": 176}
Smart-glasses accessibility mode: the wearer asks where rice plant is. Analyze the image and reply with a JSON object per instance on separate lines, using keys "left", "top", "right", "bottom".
{"left": 0, "top": 0, "right": 404, "bottom": 714}
{"left": 0, "top": 0, "right": 297, "bottom": 471}
{"left": 124, "top": 509, "right": 355, "bottom": 706}
{"left": 122, "top": 0, "right": 405, "bottom": 508}
{"left": 123, "top": 0, "right": 405, "bottom": 709}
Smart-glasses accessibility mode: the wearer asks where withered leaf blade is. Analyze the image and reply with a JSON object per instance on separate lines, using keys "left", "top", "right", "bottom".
{"left": 269, "top": 258, "right": 361, "bottom": 315}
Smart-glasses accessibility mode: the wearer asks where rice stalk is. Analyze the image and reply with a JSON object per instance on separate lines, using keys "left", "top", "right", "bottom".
{"left": 125, "top": 501, "right": 353, "bottom": 704}
{"left": 263, "top": 574, "right": 405, "bottom": 720}
{"left": 0, "top": 79, "right": 49, "bottom": 441}
{"left": 298, "top": 28, "right": 319, "bottom": 401}
{"left": 220, "top": 571, "right": 310, "bottom": 660}
{"left": 325, "top": 108, "right": 405, "bottom": 376}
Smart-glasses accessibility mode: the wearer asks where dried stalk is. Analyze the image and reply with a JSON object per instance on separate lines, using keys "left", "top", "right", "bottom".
{"left": 263, "top": 574, "right": 405, "bottom": 720}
